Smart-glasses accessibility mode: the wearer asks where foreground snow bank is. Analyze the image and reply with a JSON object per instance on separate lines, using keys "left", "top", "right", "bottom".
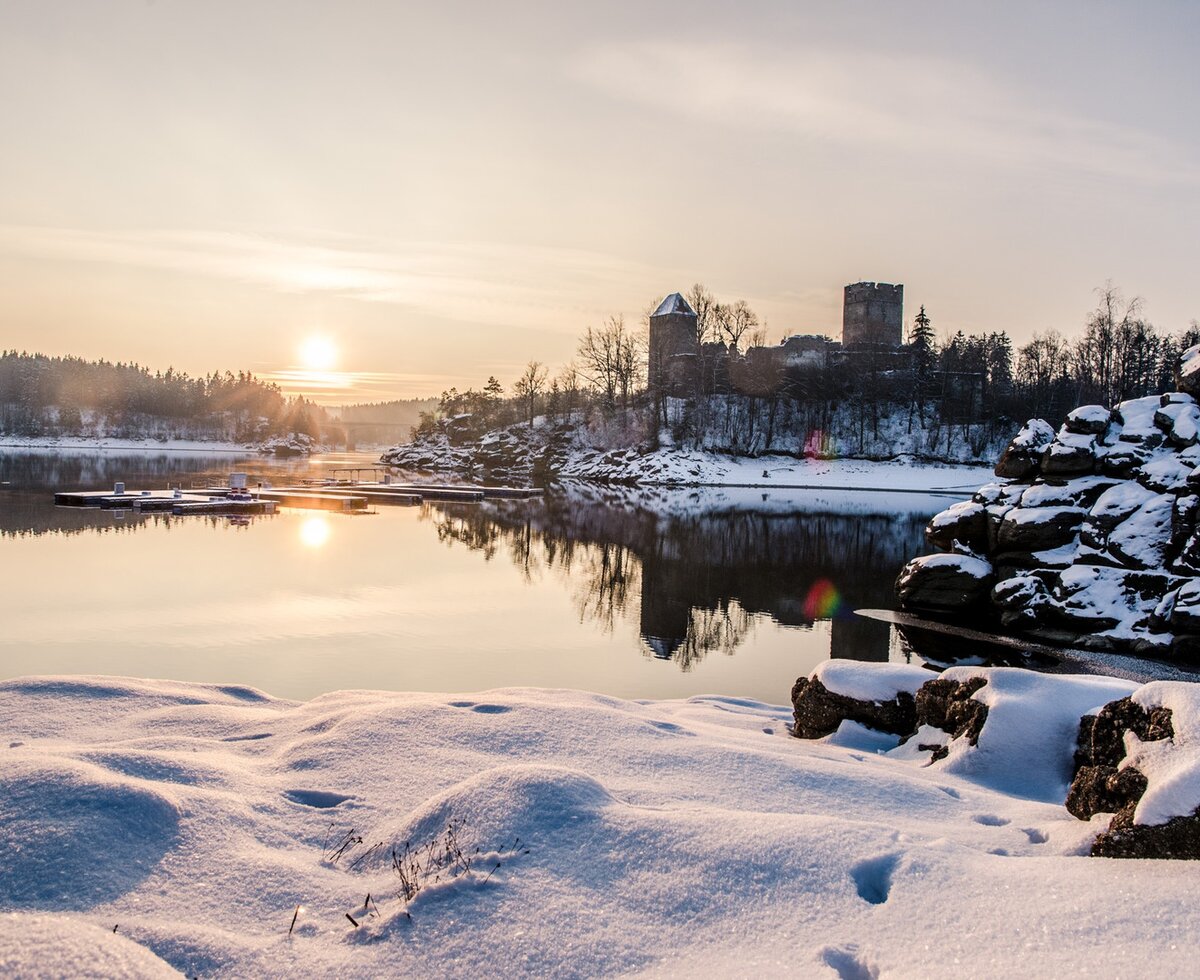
{"left": 3, "top": 674, "right": 1200, "bottom": 977}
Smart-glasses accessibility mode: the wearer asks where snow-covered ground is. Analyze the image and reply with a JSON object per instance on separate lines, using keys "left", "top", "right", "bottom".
{"left": 559, "top": 450, "right": 990, "bottom": 493}
{"left": 2, "top": 673, "right": 1198, "bottom": 978}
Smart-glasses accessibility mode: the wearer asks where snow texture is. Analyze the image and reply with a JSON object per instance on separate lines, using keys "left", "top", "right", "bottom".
{"left": 3, "top": 673, "right": 1200, "bottom": 977}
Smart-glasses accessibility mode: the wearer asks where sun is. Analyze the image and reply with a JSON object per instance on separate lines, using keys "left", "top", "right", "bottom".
{"left": 299, "top": 335, "right": 338, "bottom": 371}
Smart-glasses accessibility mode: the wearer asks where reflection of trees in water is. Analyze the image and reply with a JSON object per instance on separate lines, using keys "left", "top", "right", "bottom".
{"left": 0, "top": 492, "right": 259, "bottom": 539}
{"left": 0, "top": 451, "right": 248, "bottom": 492}
{"left": 571, "top": 541, "right": 639, "bottom": 636}
{"left": 425, "top": 495, "right": 930, "bottom": 670}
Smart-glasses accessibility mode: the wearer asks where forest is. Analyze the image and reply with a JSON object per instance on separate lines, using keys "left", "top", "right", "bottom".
{"left": 0, "top": 353, "right": 325, "bottom": 442}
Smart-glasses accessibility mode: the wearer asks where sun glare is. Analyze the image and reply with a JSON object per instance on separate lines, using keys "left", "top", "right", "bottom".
{"left": 299, "top": 336, "right": 338, "bottom": 371}
{"left": 298, "top": 516, "right": 331, "bottom": 549}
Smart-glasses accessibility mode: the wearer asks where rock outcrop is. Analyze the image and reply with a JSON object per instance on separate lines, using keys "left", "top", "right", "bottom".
{"left": 897, "top": 390, "right": 1200, "bottom": 657}
{"left": 793, "top": 661, "right": 1200, "bottom": 859}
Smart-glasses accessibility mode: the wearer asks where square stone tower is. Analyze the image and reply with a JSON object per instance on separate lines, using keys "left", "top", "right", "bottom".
{"left": 842, "top": 282, "right": 904, "bottom": 347}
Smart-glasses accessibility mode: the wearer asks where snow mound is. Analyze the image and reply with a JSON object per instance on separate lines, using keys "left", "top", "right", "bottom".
{"left": 0, "top": 757, "right": 181, "bottom": 909}
{"left": 0, "top": 914, "right": 181, "bottom": 979}
{"left": 365, "top": 764, "right": 616, "bottom": 868}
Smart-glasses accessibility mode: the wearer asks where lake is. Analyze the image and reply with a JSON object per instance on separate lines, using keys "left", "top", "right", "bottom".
{"left": 0, "top": 448, "right": 957, "bottom": 704}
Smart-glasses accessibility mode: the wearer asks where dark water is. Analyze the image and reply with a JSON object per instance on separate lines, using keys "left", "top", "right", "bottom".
{"left": 0, "top": 448, "right": 952, "bottom": 703}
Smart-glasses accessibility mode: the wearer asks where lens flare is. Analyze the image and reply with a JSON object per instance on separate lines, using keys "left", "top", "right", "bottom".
{"left": 802, "top": 579, "right": 842, "bottom": 620}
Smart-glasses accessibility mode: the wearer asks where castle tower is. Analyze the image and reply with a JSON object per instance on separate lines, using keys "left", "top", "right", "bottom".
{"left": 842, "top": 281, "right": 904, "bottom": 347}
{"left": 648, "top": 292, "right": 698, "bottom": 388}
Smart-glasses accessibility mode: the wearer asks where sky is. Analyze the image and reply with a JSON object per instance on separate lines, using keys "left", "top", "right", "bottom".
{"left": 1, "top": 0, "right": 1198, "bottom": 402}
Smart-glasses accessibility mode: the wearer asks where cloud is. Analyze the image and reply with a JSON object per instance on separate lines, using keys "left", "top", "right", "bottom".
{"left": 0, "top": 225, "right": 690, "bottom": 333}
{"left": 571, "top": 40, "right": 1197, "bottom": 185}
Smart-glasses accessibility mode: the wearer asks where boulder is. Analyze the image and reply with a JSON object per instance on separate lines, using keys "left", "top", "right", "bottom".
{"left": 1065, "top": 405, "right": 1111, "bottom": 435}
{"left": 912, "top": 676, "right": 989, "bottom": 760}
{"left": 790, "top": 675, "right": 918, "bottom": 740}
{"left": 1175, "top": 344, "right": 1200, "bottom": 399}
{"left": 1041, "top": 442, "right": 1095, "bottom": 477}
{"left": 926, "top": 501, "right": 989, "bottom": 552}
{"left": 895, "top": 554, "right": 995, "bottom": 613}
{"left": 995, "top": 506, "right": 1086, "bottom": 552}
{"left": 995, "top": 419, "right": 1055, "bottom": 479}
{"left": 1067, "top": 694, "right": 1200, "bottom": 859}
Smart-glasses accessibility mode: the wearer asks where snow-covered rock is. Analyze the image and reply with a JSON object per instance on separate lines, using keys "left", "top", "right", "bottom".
{"left": 994, "top": 418, "right": 1056, "bottom": 479}
{"left": 894, "top": 553, "right": 995, "bottom": 613}
{"left": 900, "top": 387, "right": 1200, "bottom": 657}
{"left": 258, "top": 433, "right": 317, "bottom": 457}
{"left": 790, "top": 661, "right": 930, "bottom": 739}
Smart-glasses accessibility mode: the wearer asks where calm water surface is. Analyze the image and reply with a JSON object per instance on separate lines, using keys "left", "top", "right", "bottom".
{"left": 0, "top": 448, "right": 951, "bottom": 704}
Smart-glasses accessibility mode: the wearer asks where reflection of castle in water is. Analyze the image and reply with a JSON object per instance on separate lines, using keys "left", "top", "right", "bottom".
{"left": 429, "top": 491, "right": 931, "bottom": 669}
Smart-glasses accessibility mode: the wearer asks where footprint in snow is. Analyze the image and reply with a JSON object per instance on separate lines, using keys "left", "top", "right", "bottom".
{"left": 284, "top": 789, "right": 355, "bottom": 809}
{"left": 973, "top": 814, "right": 1010, "bottom": 827}
{"left": 850, "top": 852, "right": 901, "bottom": 905}
{"left": 1023, "top": 827, "right": 1048, "bottom": 844}
{"left": 817, "top": 945, "right": 879, "bottom": 980}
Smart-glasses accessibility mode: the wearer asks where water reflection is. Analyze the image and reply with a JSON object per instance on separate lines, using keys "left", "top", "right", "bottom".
{"left": 0, "top": 448, "right": 950, "bottom": 700}
{"left": 425, "top": 485, "right": 932, "bottom": 669}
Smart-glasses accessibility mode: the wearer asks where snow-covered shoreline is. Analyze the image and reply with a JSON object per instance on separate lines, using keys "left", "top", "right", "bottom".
{"left": 0, "top": 435, "right": 258, "bottom": 454}
{"left": 3, "top": 671, "right": 1198, "bottom": 978}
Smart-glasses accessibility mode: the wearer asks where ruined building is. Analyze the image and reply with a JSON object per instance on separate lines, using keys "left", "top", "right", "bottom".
{"left": 842, "top": 281, "right": 904, "bottom": 347}
{"left": 648, "top": 292, "right": 698, "bottom": 389}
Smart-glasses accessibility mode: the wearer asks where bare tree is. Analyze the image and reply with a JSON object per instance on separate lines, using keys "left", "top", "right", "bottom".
{"left": 577, "top": 315, "right": 644, "bottom": 411}
{"left": 714, "top": 300, "right": 759, "bottom": 351}
{"left": 512, "top": 360, "right": 548, "bottom": 427}
{"left": 685, "top": 283, "right": 719, "bottom": 345}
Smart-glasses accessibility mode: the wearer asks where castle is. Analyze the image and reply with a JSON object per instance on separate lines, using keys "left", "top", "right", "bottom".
{"left": 648, "top": 281, "right": 905, "bottom": 391}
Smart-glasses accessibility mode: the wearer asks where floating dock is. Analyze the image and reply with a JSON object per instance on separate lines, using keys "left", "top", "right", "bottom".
{"left": 57, "top": 476, "right": 540, "bottom": 517}
{"left": 54, "top": 488, "right": 277, "bottom": 516}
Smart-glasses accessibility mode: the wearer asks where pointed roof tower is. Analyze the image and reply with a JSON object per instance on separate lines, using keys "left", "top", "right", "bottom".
{"left": 652, "top": 292, "right": 696, "bottom": 318}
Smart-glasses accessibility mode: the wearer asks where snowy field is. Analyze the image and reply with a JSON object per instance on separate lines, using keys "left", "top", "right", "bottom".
{"left": 2, "top": 673, "right": 1198, "bottom": 978}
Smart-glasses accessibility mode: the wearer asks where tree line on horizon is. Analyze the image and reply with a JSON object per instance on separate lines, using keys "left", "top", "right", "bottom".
{"left": 0, "top": 352, "right": 326, "bottom": 442}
